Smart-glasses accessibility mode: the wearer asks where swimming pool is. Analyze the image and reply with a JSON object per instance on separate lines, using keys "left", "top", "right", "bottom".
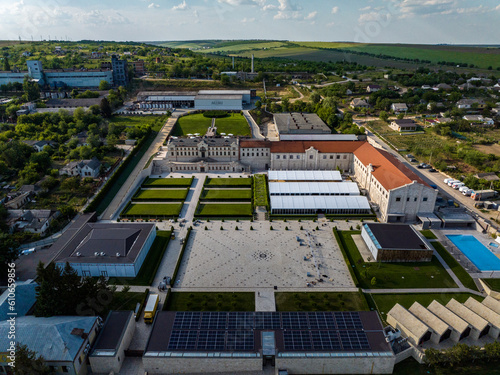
{"left": 447, "top": 234, "right": 500, "bottom": 271}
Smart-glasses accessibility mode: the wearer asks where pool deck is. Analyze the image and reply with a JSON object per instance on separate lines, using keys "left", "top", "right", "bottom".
{"left": 435, "top": 228, "right": 500, "bottom": 277}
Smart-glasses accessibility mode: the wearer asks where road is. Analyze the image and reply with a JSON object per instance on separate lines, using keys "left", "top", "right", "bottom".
{"left": 100, "top": 110, "right": 183, "bottom": 220}
{"left": 243, "top": 110, "right": 265, "bottom": 140}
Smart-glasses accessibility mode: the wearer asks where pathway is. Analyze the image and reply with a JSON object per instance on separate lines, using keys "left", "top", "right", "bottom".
{"left": 179, "top": 176, "right": 204, "bottom": 223}
{"left": 362, "top": 287, "right": 484, "bottom": 296}
{"left": 243, "top": 110, "right": 265, "bottom": 140}
{"left": 255, "top": 289, "right": 276, "bottom": 311}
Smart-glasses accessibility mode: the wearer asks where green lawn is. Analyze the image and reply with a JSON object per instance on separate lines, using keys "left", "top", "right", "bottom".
{"left": 420, "top": 230, "right": 438, "bottom": 240}
{"left": 172, "top": 113, "right": 212, "bottom": 136}
{"left": 102, "top": 291, "right": 147, "bottom": 318}
{"left": 275, "top": 292, "right": 370, "bottom": 312}
{"left": 142, "top": 177, "right": 193, "bottom": 187}
{"left": 337, "top": 231, "right": 458, "bottom": 289}
{"left": 481, "top": 279, "right": 500, "bottom": 292}
{"left": 200, "top": 189, "right": 252, "bottom": 200}
{"left": 122, "top": 203, "right": 183, "bottom": 217}
{"left": 108, "top": 231, "right": 171, "bottom": 286}
{"left": 205, "top": 177, "right": 252, "bottom": 186}
{"left": 430, "top": 242, "right": 478, "bottom": 291}
{"left": 371, "top": 293, "right": 483, "bottom": 321}
{"left": 214, "top": 113, "right": 251, "bottom": 136}
{"left": 253, "top": 174, "right": 269, "bottom": 208}
{"left": 196, "top": 203, "right": 253, "bottom": 217}
{"left": 394, "top": 357, "right": 500, "bottom": 375}
{"left": 164, "top": 292, "right": 255, "bottom": 311}
{"left": 133, "top": 189, "right": 188, "bottom": 201}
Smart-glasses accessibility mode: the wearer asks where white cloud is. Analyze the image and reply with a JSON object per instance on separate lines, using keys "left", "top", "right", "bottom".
{"left": 217, "top": 0, "right": 265, "bottom": 5}
{"left": 359, "top": 6, "right": 371, "bottom": 12}
{"left": 274, "top": 10, "right": 301, "bottom": 20}
{"left": 305, "top": 11, "right": 317, "bottom": 20}
{"left": 358, "top": 11, "right": 387, "bottom": 23}
{"left": 242, "top": 17, "right": 256, "bottom": 23}
{"left": 172, "top": 1, "right": 189, "bottom": 11}
{"left": 331, "top": 6, "right": 339, "bottom": 14}
{"left": 326, "top": 21, "right": 335, "bottom": 27}
{"left": 148, "top": 3, "right": 159, "bottom": 8}
{"left": 263, "top": 4, "right": 276, "bottom": 11}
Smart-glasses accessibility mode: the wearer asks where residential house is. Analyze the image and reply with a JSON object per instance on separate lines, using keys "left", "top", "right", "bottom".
{"left": 366, "top": 84, "right": 381, "bottom": 93}
{"left": 60, "top": 157, "right": 101, "bottom": 178}
{"left": 7, "top": 209, "right": 60, "bottom": 235}
{"left": 436, "top": 117, "right": 453, "bottom": 124}
{"left": 427, "top": 102, "right": 445, "bottom": 111}
{"left": 23, "top": 140, "right": 57, "bottom": 152}
{"left": 463, "top": 115, "right": 495, "bottom": 125}
{"left": 16, "top": 102, "right": 36, "bottom": 116}
{"left": 390, "top": 119, "right": 417, "bottom": 132}
{"left": 434, "top": 83, "right": 453, "bottom": 91}
{"left": 0, "top": 281, "right": 37, "bottom": 321}
{"left": 350, "top": 98, "right": 370, "bottom": 109}
{"left": 391, "top": 103, "right": 408, "bottom": 114}
{"left": 4, "top": 192, "right": 31, "bottom": 209}
{"left": 456, "top": 99, "right": 486, "bottom": 110}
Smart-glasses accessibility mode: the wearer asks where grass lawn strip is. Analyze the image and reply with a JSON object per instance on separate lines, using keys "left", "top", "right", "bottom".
{"left": 196, "top": 203, "right": 253, "bottom": 216}
{"left": 338, "top": 231, "right": 458, "bottom": 289}
{"left": 253, "top": 174, "right": 269, "bottom": 208}
{"left": 205, "top": 177, "right": 252, "bottom": 186}
{"left": 201, "top": 189, "right": 252, "bottom": 200}
{"left": 164, "top": 292, "right": 255, "bottom": 311}
{"left": 108, "top": 231, "right": 171, "bottom": 286}
{"left": 275, "top": 292, "right": 369, "bottom": 311}
{"left": 122, "top": 203, "right": 183, "bottom": 217}
{"left": 133, "top": 189, "right": 188, "bottom": 201}
{"left": 142, "top": 177, "right": 193, "bottom": 187}
{"left": 430, "top": 241, "right": 479, "bottom": 291}
{"left": 172, "top": 113, "right": 212, "bottom": 136}
{"left": 215, "top": 113, "right": 251, "bottom": 136}
{"left": 480, "top": 278, "right": 500, "bottom": 292}
{"left": 420, "top": 230, "right": 438, "bottom": 240}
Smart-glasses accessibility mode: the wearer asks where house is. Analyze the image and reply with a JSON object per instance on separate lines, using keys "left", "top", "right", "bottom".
{"left": 4, "top": 192, "right": 31, "bottom": 209}
{"left": 60, "top": 157, "right": 101, "bottom": 178}
{"left": 463, "top": 115, "right": 495, "bottom": 125}
{"left": 0, "top": 281, "right": 37, "bottom": 321}
{"left": 16, "top": 102, "right": 36, "bottom": 116}
{"left": 7, "top": 209, "right": 60, "bottom": 235}
{"left": 427, "top": 102, "right": 445, "bottom": 111}
{"left": 436, "top": 117, "right": 453, "bottom": 124}
{"left": 23, "top": 140, "right": 56, "bottom": 152}
{"left": 350, "top": 98, "right": 370, "bottom": 109}
{"left": 391, "top": 103, "right": 408, "bottom": 114}
{"left": 18, "top": 184, "right": 42, "bottom": 195}
{"left": 434, "top": 83, "right": 453, "bottom": 91}
{"left": 0, "top": 315, "right": 100, "bottom": 375}
{"left": 366, "top": 84, "right": 381, "bottom": 93}
{"left": 389, "top": 119, "right": 417, "bottom": 132}
{"left": 456, "top": 98, "right": 486, "bottom": 109}
{"left": 345, "top": 88, "right": 353, "bottom": 95}
{"left": 421, "top": 85, "right": 432, "bottom": 90}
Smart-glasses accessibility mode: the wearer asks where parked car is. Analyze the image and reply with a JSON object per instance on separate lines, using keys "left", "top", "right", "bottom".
{"left": 444, "top": 178, "right": 454, "bottom": 184}
{"left": 429, "top": 168, "right": 437, "bottom": 172}
{"left": 459, "top": 186, "right": 469, "bottom": 192}
{"left": 417, "top": 165, "right": 424, "bottom": 169}
{"left": 447, "top": 180, "right": 460, "bottom": 186}
{"left": 406, "top": 154, "right": 415, "bottom": 158}
{"left": 410, "top": 158, "right": 418, "bottom": 163}
{"left": 452, "top": 182, "right": 465, "bottom": 189}
{"left": 462, "top": 189, "right": 472, "bottom": 196}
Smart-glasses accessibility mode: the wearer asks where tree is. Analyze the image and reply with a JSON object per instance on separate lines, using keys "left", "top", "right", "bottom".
{"left": 379, "top": 111, "right": 389, "bottom": 123}
{"left": 100, "top": 97, "right": 112, "bottom": 118}
{"left": 3, "top": 56, "right": 10, "bottom": 71}
{"left": 19, "top": 163, "right": 40, "bottom": 185}
{"left": 13, "top": 344, "right": 52, "bottom": 375}
{"left": 397, "top": 113, "right": 405, "bottom": 120}
{"left": 310, "top": 92, "right": 321, "bottom": 104}
{"left": 220, "top": 74, "right": 230, "bottom": 85}
{"left": 0, "top": 234, "right": 19, "bottom": 283}
{"left": 99, "top": 80, "right": 110, "bottom": 90}
{"left": 22, "top": 76, "right": 40, "bottom": 102}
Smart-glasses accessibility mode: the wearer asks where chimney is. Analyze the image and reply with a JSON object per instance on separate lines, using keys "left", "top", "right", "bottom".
{"left": 251, "top": 54, "right": 254, "bottom": 73}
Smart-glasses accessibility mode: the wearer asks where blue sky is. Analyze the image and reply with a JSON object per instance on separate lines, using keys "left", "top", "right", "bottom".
{"left": 0, "top": 0, "right": 499, "bottom": 44}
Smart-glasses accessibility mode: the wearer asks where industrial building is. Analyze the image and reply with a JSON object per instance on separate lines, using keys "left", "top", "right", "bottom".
{"left": 361, "top": 223, "right": 433, "bottom": 262}
{"left": 52, "top": 213, "right": 156, "bottom": 277}
{"left": 427, "top": 301, "right": 471, "bottom": 342}
{"left": 386, "top": 304, "right": 431, "bottom": 346}
{"left": 0, "top": 57, "right": 127, "bottom": 88}
{"left": 142, "top": 311, "right": 395, "bottom": 374}
{"left": 273, "top": 113, "right": 331, "bottom": 138}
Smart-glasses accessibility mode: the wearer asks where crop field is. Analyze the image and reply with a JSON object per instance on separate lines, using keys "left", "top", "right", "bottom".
{"left": 133, "top": 189, "right": 189, "bottom": 201}
{"left": 196, "top": 203, "right": 253, "bottom": 217}
{"left": 214, "top": 113, "right": 251, "bottom": 136}
{"left": 205, "top": 178, "right": 252, "bottom": 186}
{"left": 121, "top": 203, "right": 183, "bottom": 217}
{"left": 200, "top": 189, "right": 252, "bottom": 201}
{"left": 142, "top": 177, "right": 193, "bottom": 187}
{"left": 199, "top": 41, "right": 288, "bottom": 54}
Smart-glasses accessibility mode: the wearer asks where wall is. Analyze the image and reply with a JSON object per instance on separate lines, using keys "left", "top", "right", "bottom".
{"left": 143, "top": 356, "right": 262, "bottom": 374}
{"left": 240, "top": 147, "right": 271, "bottom": 171}
{"left": 194, "top": 99, "right": 243, "bottom": 110}
{"left": 361, "top": 226, "right": 379, "bottom": 260}
{"left": 271, "top": 149, "right": 353, "bottom": 172}
{"left": 386, "top": 184, "right": 438, "bottom": 222}
{"left": 45, "top": 71, "right": 113, "bottom": 88}
{"left": 133, "top": 227, "right": 157, "bottom": 275}
{"left": 275, "top": 355, "right": 395, "bottom": 374}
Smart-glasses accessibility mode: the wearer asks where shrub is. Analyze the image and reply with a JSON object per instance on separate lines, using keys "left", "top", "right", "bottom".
{"left": 220, "top": 226, "right": 224, "bottom": 230}
{"left": 285, "top": 226, "right": 288, "bottom": 231}
{"left": 235, "top": 226, "right": 238, "bottom": 230}
{"left": 270, "top": 226, "right": 273, "bottom": 230}
{"left": 250, "top": 226, "right": 253, "bottom": 230}
{"left": 316, "top": 226, "right": 319, "bottom": 230}
{"left": 203, "top": 110, "right": 228, "bottom": 118}
{"left": 350, "top": 226, "right": 353, "bottom": 230}
{"left": 205, "top": 226, "right": 208, "bottom": 230}
{"left": 300, "top": 226, "right": 303, "bottom": 230}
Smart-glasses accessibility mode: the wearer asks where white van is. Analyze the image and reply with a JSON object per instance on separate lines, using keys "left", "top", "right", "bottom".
{"left": 444, "top": 178, "right": 454, "bottom": 184}
{"left": 462, "top": 189, "right": 472, "bottom": 196}
{"left": 459, "top": 186, "right": 469, "bottom": 192}
{"left": 447, "top": 180, "right": 460, "bottom": 187}
{"left": 452, "top": 182, "right": 464, "bottom": 189}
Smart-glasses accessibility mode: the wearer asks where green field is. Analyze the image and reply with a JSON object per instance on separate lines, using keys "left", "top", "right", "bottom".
{"left": 482, "top": 279, "right": 500, "bottom": 292}
{"left": 253, "top": 174, "right": 269, "bottom": 208}
{"left": 108, "top": 115, "right": 168, "bottom": 132}
{"left": 196, "top": 203, "right": 253, "bottom": 217}
{"left": 122, "top": 203, "right": 183, "bottom": 217}
{"left": 337, "top": 231, "right": 457, "bottom": 289}
{"left": 205, "top": 177, "right": 252, "bottom": 186}
{"left": 142, "top": 177, "right": 193, "bottom": 187}
{"left": 371, "top": 293, "right": 483, "bottom": 320}
{"left": 133, "top": 189, "right": 188, "bottom": 201}
{"left": 164, "top": 292, "right": 255, "bottom": 311}
{"left": 200, "top": 189, "right": 252, "bottom": 200}
{"left": 275, "top": 292, "right": 369, "bottom": 312}
{"left": 215, "top": 113, "right": 251, "bottom": 136}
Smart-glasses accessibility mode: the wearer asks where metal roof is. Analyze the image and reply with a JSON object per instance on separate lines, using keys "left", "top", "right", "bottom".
{"left": 268, "top": 170, "right": 342, "bottom": 182}
{"left": 279, "top": 134, "right": 359, "bottom": 141}
{"left": 269, "top": 182, "right": 359, "bottom": 196}
{"left": 91, "top": 311, "right": 133, "bottom": 355}
{"left": 270, "top": 195, "right": 370, "bottom": 210}
{"left": 195, "top": 94, "right": 243, "bottom": 100}
{"left": 0, "top": 282, "right": 37, "bottom": 321}
{"left": 197, "top": 90, "right": 250, "bottom": 95}
{"left": 0, "top": 316, "right": 98, "bottom": 362}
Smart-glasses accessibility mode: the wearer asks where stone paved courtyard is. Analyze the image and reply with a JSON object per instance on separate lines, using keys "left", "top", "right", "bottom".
{"left": 175, "top": 221, "right": 355, "bottom": 290}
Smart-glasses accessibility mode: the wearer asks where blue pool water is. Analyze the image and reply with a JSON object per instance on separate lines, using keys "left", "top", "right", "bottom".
{"left": 447, "top": 234, "right": 500, "bottom": 271}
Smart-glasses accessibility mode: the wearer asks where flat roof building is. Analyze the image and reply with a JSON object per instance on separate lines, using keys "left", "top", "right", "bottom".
{"left": 269, "top": 182, "right": 360, "bottom": 196}
{"left": 361, "top": 223, "right": 433, "bottom": 262}
{"left": 273, "top": 113, "right": 331, "bottom": 137}
{"left": 270, "top": 195, "right": 371, "bottom": 215}
{"left": 268, "top": 170, "right": 342, "bottom": 182}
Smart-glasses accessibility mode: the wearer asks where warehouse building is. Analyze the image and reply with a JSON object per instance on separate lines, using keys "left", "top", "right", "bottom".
{"left": 268, "top": 170, "right": 342, "bottom": 182}
{"left": 270, "top": 195, "right": 371, "bottom": 215}
{"left": 427, "top": 301, "right": 471, "bottom": 342}
{"left": 269, "top": 182, "right": 359, "bottom": 196}
{"left": 408, "top": 302, "right": 451, "bottom": 344}
{"left": 361, "top": 223, "right": 433, "bottom": 262}
{"left": 464, "top": 298, "right": 500, "bottom": 339}
{"left": 445, "top": 299, "right": 490, "bottom": 340}
{"left": 142, "top": 311, "right": 395, "bottom": 374}
{"left": 273, "top": 113, "right": 331, "bottom": 138}
{"left": 52, "top": 213, "right": 156, "bottom": 277}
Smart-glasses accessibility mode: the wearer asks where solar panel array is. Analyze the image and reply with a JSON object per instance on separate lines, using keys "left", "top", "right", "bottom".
{"left": 167, "top": 312, "right": 371, "bottom": 352}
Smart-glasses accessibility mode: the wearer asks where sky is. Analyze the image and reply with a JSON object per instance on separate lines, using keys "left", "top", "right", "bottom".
{"left": 0, "top": 0, "right": 499, "bottom": 44}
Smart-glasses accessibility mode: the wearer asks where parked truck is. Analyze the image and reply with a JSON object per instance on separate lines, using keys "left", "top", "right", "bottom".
{"left": 471, "top": 189, "right": 497, "bottom": 201}
{"left": 143, "top": 293, "right": 160, "bottom": 324}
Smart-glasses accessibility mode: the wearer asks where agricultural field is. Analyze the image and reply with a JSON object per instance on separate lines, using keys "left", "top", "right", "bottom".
{"left": 205, "top": 177, "right": 253, "bottom": 186}
{"left": 200, "top": 189, "right": 252, "bottom": 201}
{"left": 121, "top": 203, "right": 183, "bottom": 217}
{"left": 195, "top": 203, "right": 253, "bottom": 217}
{"left": 198, "top": 41, "right": 288, "bottom": 54}
{"left": 142, "top": 177, "right": 193, "bottom": 187}
{"left": 133, "top": 189, "right": 189, "bottom": 201}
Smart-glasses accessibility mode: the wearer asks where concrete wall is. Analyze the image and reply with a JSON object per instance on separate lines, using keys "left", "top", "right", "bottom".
{"left": 240, "top": 147, "right": 271, "bottom": 171}
{"left": 361, "top": 226, "right": 379, "bottom": 260}
{"left": 271, "top": 149, "right": 353, "bottom": 172}
{"left": 195, "top": 99, "right": 243, "bottom": 110}
{"left": 386, "top": 184, "right": 437, "bottom": 222}
{"left": 275, "top": 355, "right": 395, "bottom": 374}
{"left": 479, "top": 279, "right": 500, "bottom": 300}
{"left": 45, "top": 71, "right": 113, "bottom": 88}
{"left": 133, "top": 228, "right": 157, "bottom": 275}
{"left": 143, "top": 356, "right": 262, "bottom": 374}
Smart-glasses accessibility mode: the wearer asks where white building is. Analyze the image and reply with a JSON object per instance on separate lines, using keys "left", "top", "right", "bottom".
{"left": 60, "top": 157, "right": 101, "bottom": 178}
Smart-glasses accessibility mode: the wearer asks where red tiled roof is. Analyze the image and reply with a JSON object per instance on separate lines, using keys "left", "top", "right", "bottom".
{"left": 270, "top": 141, "right": 366, "bottom": 154}
{"left": 240, "top": 140, "right": 272, "bottom": 148}
{"left": 354, "top": 143, "right": 430, "bottom": 191}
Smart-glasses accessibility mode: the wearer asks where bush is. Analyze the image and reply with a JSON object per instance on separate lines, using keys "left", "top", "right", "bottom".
{"left": 220, "top": 226, "right": 224, "bottom": 230}
{"left": 270, "top": 226, "right": 273, "bottom": 230}
{"left": 235, "top": 226, "right": 238, "bottom": 230}
{"left": 285, "top": 226, "right": 288, "bottom": 231}
{"left": 203, "top": 110, "right": 228, "bottom": 118}
{"left": 250, "top": 226, "right": 254, "bottom": 230}
{"left": 300, "top": 226, "right": 304, "bottom": 230}
{"left": 205, "top": 226, "right": 208, "bottom": 230}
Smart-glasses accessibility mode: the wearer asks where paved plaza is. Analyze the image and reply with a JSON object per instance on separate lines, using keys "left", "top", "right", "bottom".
{"left": 174, "top": 220, "right": 355, "bottom": 290}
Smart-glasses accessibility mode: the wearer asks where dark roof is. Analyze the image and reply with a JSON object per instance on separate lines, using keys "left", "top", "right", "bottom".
{"left": 91, "top": 311, "right": 133, "bottom": 353}
{"left": 364, "top": 223, "right": 430, "bottom": 251}
{"left": 145, "top": 311, "right": 391, "bottom": 354}
{"left": 52, "top": 214, "right": 155, "bottom": 264}
{"left": 85, "top": 157, "right": 101, "bottom": 170}
{"left": 240, "top": 140, "right": 272, "bottom": 148}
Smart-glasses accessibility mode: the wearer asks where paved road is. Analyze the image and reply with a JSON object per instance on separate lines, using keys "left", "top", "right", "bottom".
{"left": 100, "top": 111, "right": 182, "bottom": 220}
{"left": 243, "top": 110, "right": 265, "bottom": 140}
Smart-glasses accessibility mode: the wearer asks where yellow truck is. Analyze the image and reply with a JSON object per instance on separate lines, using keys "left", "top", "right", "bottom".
{"left": 143, "top": 293, "right": 159, "bottom": 324}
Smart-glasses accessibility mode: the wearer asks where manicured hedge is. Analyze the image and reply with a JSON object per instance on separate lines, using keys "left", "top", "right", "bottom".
{"left": 203, "top": 110, "right": 228, "bottom": 118}
{"left": 135, "top": 289, "right": 150, "bottom": 322}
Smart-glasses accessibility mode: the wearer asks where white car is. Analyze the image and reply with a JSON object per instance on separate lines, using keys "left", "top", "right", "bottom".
{"left": 462, "top": 189, "right": 472, "bottom": 196}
